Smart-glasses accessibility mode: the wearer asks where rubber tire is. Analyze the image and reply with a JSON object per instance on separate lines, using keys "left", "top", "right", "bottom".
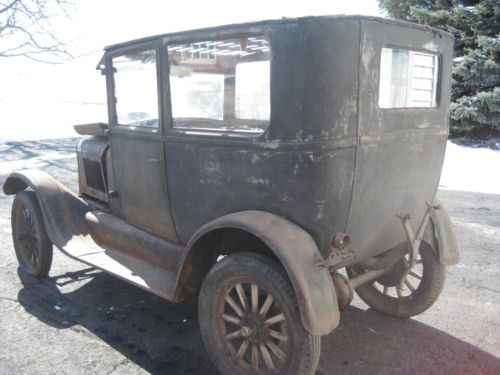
{"left": 198, "top": 253, "right": 321, "bottom": 375}
{"left": 11, "top": 191, "right": 53, "bottom": 278}
{"left": 350, "top": 243, "right": 446, "bottom": 319}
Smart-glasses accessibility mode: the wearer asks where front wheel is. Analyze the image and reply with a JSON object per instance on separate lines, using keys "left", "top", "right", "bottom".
{"left": 198, "top": 253, "right": 320, "bottom": 375}
{"left": 348, "top": 243, "right": 445, "bottom": 318}
{"left": 11, "top": 191, "right": 53, "bottom": 278}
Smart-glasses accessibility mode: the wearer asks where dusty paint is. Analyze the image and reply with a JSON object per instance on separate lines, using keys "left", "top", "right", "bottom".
{"left": 2, "top": 16, "right": 455, "bottom": 345}
{"left": 246, "top": 177, "right": 270, "bottom": 186}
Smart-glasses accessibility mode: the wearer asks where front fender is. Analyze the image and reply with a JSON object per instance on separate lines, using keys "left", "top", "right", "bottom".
{"left": 3, "top": 169, "right": 90, "bottom": 249}
{"left": 177, "top": 210, "right": 340, "bottom": 336}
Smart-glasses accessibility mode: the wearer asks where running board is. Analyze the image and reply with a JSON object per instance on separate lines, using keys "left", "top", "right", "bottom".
{"left": 3, "top": 170, "right": 180, "bottom": 301}
{"left": 60, "top": 235, "right": 177, "bottom": 301}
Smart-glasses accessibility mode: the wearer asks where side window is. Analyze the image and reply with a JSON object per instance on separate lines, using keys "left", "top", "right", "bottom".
{"left": 167, "top": 36, "right": 271, "bottom": 133}
{"left": 113, "top": 49, "right": 159, "bottom": 128}
{"left": 235, "top": 61, "right": 270, "bottom": 121}
{"left": 379, "top": 48, "right": 439, "bottom": 108}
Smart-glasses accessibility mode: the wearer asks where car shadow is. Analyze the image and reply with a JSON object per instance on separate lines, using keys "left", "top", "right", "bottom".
{"left": 17, "top": 268, "right": 500, "bottom": 375}
{"left": 0, "top": 138, "right": 80, "bottom": 191}
{"left": 0, "top": 138, "right": 80, "bottom": 163}
{"left": 17, "top": 267, "right": 216, "bottom": 375}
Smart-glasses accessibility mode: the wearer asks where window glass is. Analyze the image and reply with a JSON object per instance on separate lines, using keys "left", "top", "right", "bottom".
{"left": 170, "top": 73, "right": 224, "bottom": 120}
{"left": 168, "top": 36, "right": 271, "bottom": 133}
{"left": 235, "top": 61, "right": 270, "bottom": 121}
{"left": 379, "top": 48, "right": 439, "bottom": 108}
{"left": 113, "top": 50, "right": 159, "bottom": 127}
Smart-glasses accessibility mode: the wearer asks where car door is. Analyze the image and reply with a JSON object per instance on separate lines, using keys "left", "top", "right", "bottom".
{"left": 106, "top": 41, "right": 177, "bottom": 241}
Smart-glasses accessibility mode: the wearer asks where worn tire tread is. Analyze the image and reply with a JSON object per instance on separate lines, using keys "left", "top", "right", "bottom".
{"left": 198, "top": 253, "right": 320, "bottom": 375}
{"left": 11, "top": 190, "right": 53, "bottom": 278}
{"left": 352, "top": 244, "right": 446, "bottom": 319}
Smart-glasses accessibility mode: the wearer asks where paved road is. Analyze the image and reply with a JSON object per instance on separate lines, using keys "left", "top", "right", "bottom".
{"left": 0, "top": 138, "right": 498, "bottom": 375}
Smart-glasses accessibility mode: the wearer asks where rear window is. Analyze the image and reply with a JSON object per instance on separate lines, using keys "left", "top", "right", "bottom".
{"left": 379, "top": 48, "right": 439, "bottom": 108}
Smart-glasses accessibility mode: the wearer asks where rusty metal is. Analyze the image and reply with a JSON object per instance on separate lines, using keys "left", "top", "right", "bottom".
{"left": 397, "top": 201, "right": 440, "bottom": 290}
{"left": 3, "top": 170, "right": 181, "bottom": 301}
{"left": 349, "top": 249, "right": 426, "bottom": 300}
{"left": 3, "top": 170, "right": 91, "bottom": 247}
{"left": 315, "top": 249, "right": 355, "bottom": 271}
{"left": 315, "top": 232, "right": 354, "bottom": 271}
{"left": 356, "top": 242, "right": 408, "bottom": 271}
{"left": 430, "top": 200, "right": 460, "bottom": 266}
{"left": 348, "top": 267, "right": 391, "bottom": 290}
{"left": 331, "top": 273, "right": 354, "bottom": 310}
{"left": 85, "top": 211, "right": 182, "bottom": 271}
{"left": 331, "top": 232, "right": 351, "bottom": 250}
{"left": 73, "top": 122, "right": 108, "bottom": 137}
{"left": 176, "top": 210, "right": 340, "bottom": 336}
{"left": 3, "top": 16, "right": 458, "bottom": 350}
{"left": 76, "top": 137, "right": 109, "bottom": 204}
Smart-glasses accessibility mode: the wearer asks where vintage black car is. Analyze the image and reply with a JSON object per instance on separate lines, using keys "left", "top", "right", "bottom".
{"left": 4, "top": 15, "right": 459, "bottom": 375}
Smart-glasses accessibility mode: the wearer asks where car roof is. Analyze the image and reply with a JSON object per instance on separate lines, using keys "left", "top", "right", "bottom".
{"left": 103, "top": 15, "right": 453, "bottom": 52}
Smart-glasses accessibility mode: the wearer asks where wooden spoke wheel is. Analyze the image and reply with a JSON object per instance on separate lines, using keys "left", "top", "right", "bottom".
{"left": 12, "top": 191, "right": 53, "bottom": 277}
{"left": 199, "top": 253, "right": 320, "bottom": 375}
{"left": 348, "top": 242, "right": 445, "bottom": 318}
{"left": 218, "top": 281, "right": 290, "bottom": 372}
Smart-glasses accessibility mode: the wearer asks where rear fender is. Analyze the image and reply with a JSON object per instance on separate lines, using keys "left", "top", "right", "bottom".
{"left": 176, "top": 210, "right": 340, "bottom": 336}
{"left": 3, "top": 170, "right": 90, "bottom": 248}
{"left": 428, "top": 201, "right": 459, "bottom": 266}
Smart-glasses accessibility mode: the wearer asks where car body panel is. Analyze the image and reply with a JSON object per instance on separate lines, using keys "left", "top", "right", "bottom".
{"left": 176, "top": 210, "right": 340, "bottom": 335}
{"left": 3, "top": 16, "right": 457, "bottom": 337}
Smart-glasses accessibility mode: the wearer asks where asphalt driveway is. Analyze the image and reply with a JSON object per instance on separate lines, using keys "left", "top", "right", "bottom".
{"left": 0, "top": 138, "right": 498, "bottom": 374}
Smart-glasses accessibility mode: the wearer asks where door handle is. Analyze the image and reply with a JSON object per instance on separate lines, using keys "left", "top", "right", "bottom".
{"left": 148, "top": 156, "right": 163, "bottom": 163}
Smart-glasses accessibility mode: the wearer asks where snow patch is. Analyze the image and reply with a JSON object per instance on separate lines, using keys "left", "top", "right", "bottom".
{"left": 439, "top": 141, "right": 500, "bottom": 195}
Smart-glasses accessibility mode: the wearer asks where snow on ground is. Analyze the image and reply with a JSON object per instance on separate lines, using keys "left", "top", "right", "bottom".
{"left": 439, "top": 141, "right": 500, "bottom": 195}
{"left": 0, "top": 99, "right": 106, "bottom": 141}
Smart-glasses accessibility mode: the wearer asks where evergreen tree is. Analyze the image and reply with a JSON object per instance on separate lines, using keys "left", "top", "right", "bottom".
{"left": 379, "top": 0, "right": 499, "bottom": 142}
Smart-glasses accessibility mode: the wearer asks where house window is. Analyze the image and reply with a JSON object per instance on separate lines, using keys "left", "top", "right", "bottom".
{"left": 379, "top": 48, "right": 439, "bottom": 108}
{"left": 167, "top": 36, "right": 271, "bottom": 133}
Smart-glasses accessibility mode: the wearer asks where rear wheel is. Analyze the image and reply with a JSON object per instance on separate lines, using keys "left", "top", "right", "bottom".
{"left": 11, "top": 191, "right": 53, "bottom": 277}
{"left": 348, "top": 243, "right": 445, "bottom": 318}
{"left": 198, "top": 253, "right": 320, "bottom": 375}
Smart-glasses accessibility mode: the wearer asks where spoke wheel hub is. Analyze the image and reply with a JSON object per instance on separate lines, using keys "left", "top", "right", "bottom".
{"left": 242, "top": 313, "right": 266, "bottom": 343}
{"left": 376, "top": 259, "right": 406, "bottom": 287}
{"left": 218, "top": 281, "right": 291, "bottom": 372}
